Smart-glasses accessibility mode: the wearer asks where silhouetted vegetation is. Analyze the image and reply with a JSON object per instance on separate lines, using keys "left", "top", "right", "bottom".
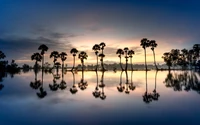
{"left": 70, "top": 48, "right": 79, "bottom": 71}
{"left": 162, "top": 44, "right": 200, "bottom": 71}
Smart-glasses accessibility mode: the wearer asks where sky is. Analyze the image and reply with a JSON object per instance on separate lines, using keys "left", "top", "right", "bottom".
{"left": 0, "top": 0, "right": 200, "bottom": 66}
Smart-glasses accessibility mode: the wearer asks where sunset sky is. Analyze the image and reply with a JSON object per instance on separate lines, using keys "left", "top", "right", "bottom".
{"left": 0, "top": 0, "right": 199, "bottom": 66}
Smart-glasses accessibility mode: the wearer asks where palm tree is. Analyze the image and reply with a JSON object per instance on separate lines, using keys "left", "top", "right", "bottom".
{"left": 38, "top": 44, "right": 48, "bottom": 69}
{"left": 116, "top": 49, "right": 124, "bottom": 71}
{"left": 128, "top": 50, "right": 135, "bottom": 71}
{"left": 0, "top": 51, "right": 6, "bottom": 60}
{"left": 140, "top": 38, "right": 150, "bottom": 71}
{"left": 50, "top": 51, "right": 60, "bottom": 68}
{"left": 78, "top": 51, "right": 88, "bottom": 72}
{"left": 149, "top": 40, "right": 158, "bottom": 70}
{"left": 124, "top": 47, "right": 129, "bottom": 71}
{"left": 99, "top": 42, "right": 106, "bottom": 71}
{"left": 92, "top": 44, "right": 101, "bottom": 71}
{"left": 31, "top": 53, "right": 42, "bottom": 69}
{"left": 99, "top": 53, "right": 105, "bottom": 71}
{"left": 70, "top": 48, "right": 79, "bottom": 71}
{"left": 59, "top": 52, "right": 67, "bottom": 72}
{"left": 78, "top": 51, "right": 88, "bottom": 90}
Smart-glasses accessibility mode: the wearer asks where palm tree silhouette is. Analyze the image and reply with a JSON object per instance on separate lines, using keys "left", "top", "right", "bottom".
{"left": 151, "top": 71, "right": 160, "bottom": 100}
{"left": 149, "top": 40, "right": 158, "bottom": 70}
{"left": 0, "top": 51, "right": 6, "bottom": 60}
{"left": 70, "top": 71, "right": 78, "bottom": 94}
{"left": 124, "top": 47, "right": 129, "bottom": 71}
{"left": 50, "top": 51, "right": 60, "bottom": 68}
{"left": 128, "top": 50, "right": 135, "bottom": 71}
{"left": 78, "top": 51, "right": 88, "bottom": 90}
{"left": 129, "top": 71, "right": 136, "bottom": 91}
{"left": 92, "top": 44, "right": 101, "bottom": 71}
{"left": 116, "top": 49, "right": 124, "bottom": 71}
{"left": 38, "top": 44, "right": 48, "bottom": 70}
{"left": 117, "top": 71, "right": 125, "bottom": 92}
{"left": 78, "top": 51, "right": 88, "bottom": 72}
{"left": 93, "top": 71, "right": 101, "bottom": 98}
{"left": 59, "top": 52, "right": 67, "bottom": 72}
{"left": 143, "top": 71, "right": 152, "bottom": 103}
{"left": 70, "top": 48, "right": 79, "bottom": 71}
{"left": 140, "top": 38, "right": 150, "bottom": 71}
{"left": 31, "top": 53, "right": 42, "bottom": 70}
{"left": 98, "top": 53, "right": 105, "bottom": 71}
{"left": 99, "top": 42, "right": 106, "bottom": 71}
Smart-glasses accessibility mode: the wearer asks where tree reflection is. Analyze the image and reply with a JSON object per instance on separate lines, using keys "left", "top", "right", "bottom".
{"left": 30, "top": 69, "right": 41, "bottom": 90}
{"left": 0, "top": 72, "right": 6, "bottom": 91}
{"left": 78, "top": 67, "right": 88, "bottom": 91}
{"left": 151, "top": 71, "right": 160, "bottom": 101}
{"left": 125, "top": 71, "right": 130, "bottom": 94}
{"left": 70, "top": 71, "right": 78, "bottom": 94}
{"left": 117, "top": 71, "right": 125, "bottom": 92}
{"left": 93, "top": 71, "right": 101, "bottom": 98}
{"left": 59, "top": 67, "right": 67, "bottom": 90}
{"left": 129, "top": 71, "right": 136, "bottom": 91}
{"left": 143, "top": 71, "right": 152, "bottom": 103}
{"left": 100, "top": 71, "right": 106, "bottom": 100}
{"left": 37, "top": 68, "right": 47, "bottom": 98}
{"left": 164, "top": 71, "right": 200, "bottom": 94}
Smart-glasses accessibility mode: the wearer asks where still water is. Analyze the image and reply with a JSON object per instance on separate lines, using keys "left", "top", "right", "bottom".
{"left": 0, "top": 70, "right": 200, "bottom": 125}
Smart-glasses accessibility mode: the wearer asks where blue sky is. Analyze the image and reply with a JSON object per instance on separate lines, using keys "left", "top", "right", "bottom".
{"left": 0, "top": 0, "right": 200, "bottom": 66}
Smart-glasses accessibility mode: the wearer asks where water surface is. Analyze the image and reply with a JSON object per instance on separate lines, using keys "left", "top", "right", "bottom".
{"left": 0, "top": 70, "right": 200, "bottom": 125}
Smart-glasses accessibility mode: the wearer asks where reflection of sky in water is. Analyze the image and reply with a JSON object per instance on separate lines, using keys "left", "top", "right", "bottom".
{"left": 0, "top": 71, "right": 200, "bottom": 125}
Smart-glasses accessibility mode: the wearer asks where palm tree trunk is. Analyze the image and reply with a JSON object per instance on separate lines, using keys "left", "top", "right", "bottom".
{"left": 101, "top": 50, "right": 104, "bottom": 70}
{"left": 96, "top": 55, "right": 98, "bottom": 71}
{"left": 125, "top": 71, "right": 128, "bottom": 84}
{"left": 120, "top": 57, "right": 123, "bottom": 71}
{"left": 72, "top": 56, "right": 75, "bottom": 71}
{"left": 130, "top": 57, "right": 133, "bottom": 71}
{"left": 144, "top": 49, "right": 147, "bottom": 71}
{"left": 145, "top": 71, "right": 148, "bottom": 92}
{"left": 42, "top": 55, "right": 44, "bottom": 70}
{"left": 155, "top": 71, "right": 158, "bottom": 90}
{"left": 153, "top": 50, "right": 158, "bottom": 70}
{"left": 120, "top": 71, "right": 123, "bottom": 84}
{"left": 96, "top": 71, "right": 99, "bottom": 87}
{"left": 62, "top": 61, "right": 64, "bottom": 78}
{"left": 82, "top": 63, "right": 84, "bottom": 82}
{"left": 72, "top": 72, "right": 75, "bottom": 86}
